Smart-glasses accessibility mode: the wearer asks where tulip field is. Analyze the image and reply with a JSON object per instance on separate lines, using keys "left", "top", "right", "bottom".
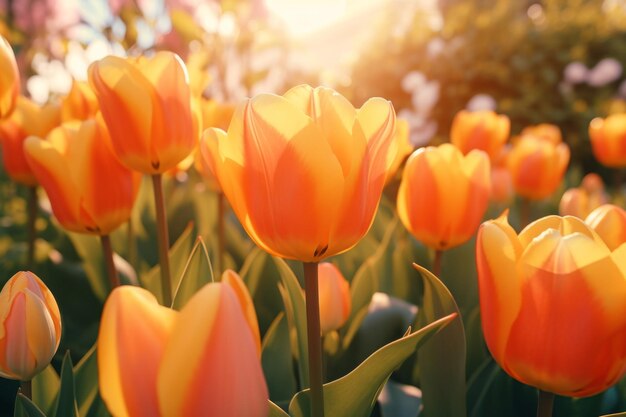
{"left": 1, "top": 1, "right": 626, "bottom": 417}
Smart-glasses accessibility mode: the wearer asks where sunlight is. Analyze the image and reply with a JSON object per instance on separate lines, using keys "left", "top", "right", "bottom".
{"left": 264, "top": 0, "right": 347, "bottom": 38}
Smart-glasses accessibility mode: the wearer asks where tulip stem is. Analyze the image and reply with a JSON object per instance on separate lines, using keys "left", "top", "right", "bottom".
{"left": 26, "top": 186, "right": 38, "bottom": 268}
{"left": 20, "top": 380, "right": 31, "bottom": 400}
{"left": 100, "top": 234, "right": 120, "bottom": 289}
{"left": 536, "top": 390, "right": 554, "bottom": 417}
{"left": 432, "top": 249, "right": 443, "bottom": 277}
{"left": 303, "top": 261, "right": 325, "bottom": 417}
{"left": 217, "top": 192, "right": 225, "bottom": 275}
{"left": 152, "top": 174, "right": 172, "bottom": 306}
{"left": 127, "top": 217, "right": 137, "bottom": 273}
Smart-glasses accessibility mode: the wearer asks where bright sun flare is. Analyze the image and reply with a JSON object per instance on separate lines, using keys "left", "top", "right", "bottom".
{"left": 264, "top": 0, "right": 348, "bottom": 38}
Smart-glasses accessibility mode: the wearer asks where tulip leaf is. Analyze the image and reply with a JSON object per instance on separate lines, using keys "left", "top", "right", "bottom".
{"left": 289, "top": 313, "right": 456, "bottom": 417}
{"left": 601, "top": 413, "right": 626, "bottom": 416}
{"left": 172, "top": 236, "right": 214, "bottom": 309}
{"left": 14, "top": 394, "right": 47, "bottom": 417}
{"left": 73, "top": 344, "right": 104, "bottom": 416}
{"left": 66, "top": 233, "right": 109, "bottom": 301}
{"left": 413, "top": 263, "right": 467, "bottom": 417}
{"left": 32, "top": 364, "right": 59, "bottom": 415}
{"left": 51, "top": 351, "right": 79, "bottom": 417}
{"left": 262, "top": 312, "right": 298, "bottom": 403}
{"left": 268, "top": 400, "right": 290, "bottom": 417}
{"left": 140, "top": 222, "right": 194, "bottom": 303}
{"left": 274, "top": 257, "right": 309, "bottom": 390}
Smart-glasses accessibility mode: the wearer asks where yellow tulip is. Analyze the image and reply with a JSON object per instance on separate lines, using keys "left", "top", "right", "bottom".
{"left": 318, "top": 262, "right": 351, "bottom": 334}
{"left": 0, "top": 271, "right": 61, "bottom": 381}
{"left": 158, "top": 282, "right": 268, "bottom": 417}
{"left": 589, "top": 114, "right": 626, "bottom": 168}
{"left": 0, "top": 35, "right": 19, "bottom": 119}
{"left": 507, "top": 133, "right": 570, "bottom": 200}
{"left": 0, "top": 96, "right": 61, "bottom": 185}
{"left": 397, "top": 143, "right": 491, "bottom": 250}
{"left": 98, "top": 286, "right": 177, "bottom": 417}
{"left": 61, "top": 80, "right": 99, "bottom": 122}
{"left": 585, "top": 204, "right": 626, "bottom": 251}
{"left": 476, "top": 213, "right": 626, "bottom": 397}
{"left": 450, "top": 110, "right": 510, "bottom": 160}
{"left": 88, "top": 51, "right": 195, "bottom": 174}
{"left": 204, "top": 84, "right": 396, "bottom": 262}
{"left": 24, "top": 117, "right": 139, "bottom": 235}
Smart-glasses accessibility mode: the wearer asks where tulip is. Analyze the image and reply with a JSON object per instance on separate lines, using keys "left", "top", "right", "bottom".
{"left": 521, "top": 123, "right": 562, "bottom": 145}
{"left": 158, "top": 282, "right": 268, "bottom": 417}
{"left": 23, "top": 117, "right": 139, "bottom": 235}
{"left": 220, "top": 269, "right": 261, "bottom": 354}
{"left": 589, "top": 114, "right": 626, "bottom": 167}
{"left": 0, "top": 271, "right": 61, "bottom": 381}
{"left": 88, "top": 51, "right": 195, "bottom": 174}
{"left": 198, "top": 127, "right": 223, "bottom": 192}
{"left": 507, "top": 133, "right": 570, "bottom": 200}
{"left": 98, "top": 286, "right": 177, "bottom": 417}
{"left": 489, "top": 147, "right": 513, "bottom": 204}
{"left": 385, "top": 118, "right": 413, "bottom": 184}
{"left": 450, "top": 109, "right": 510, "bottom": 160}
{"left": 397, "top": 143, "right": 491, "bottom": 250}
{"left": 0, "top": 36, "right": 19, "bottom": 119}
{"left": 585, "top": 204, "right": 626, "bottom": 251}
{"left": 318, "top": 262, "right": 351, "bottom": 334}
{"left": 200, "top": 98, "right": 236, "bottom": 131}
{"left": 0, "top": 97, "right": 61, "bottom": 186}
{"left": 559, "top": 173, "right": 609, "bottom": 218}
{"left": 204, "top": 84, "right": 396, "bottom": 262}
{"left": 476, "top": 213, "right": 626, "bottom": 397}
{"left": 61, "top": 80, "right": 99, "bottom": 122}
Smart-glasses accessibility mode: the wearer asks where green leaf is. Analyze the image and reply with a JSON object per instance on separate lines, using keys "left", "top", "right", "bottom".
{"left": 14, "top": 394, "right": 47, "bottom": 417}
{"left": 413, "top": 263, "right": 466, "bottom": 417}
{"left": 66, "top": 233, "right": 108, "bottom": 301}
{"left": 601, "top": 413, "right": 626, "bottom": 417}
{"left": 73, "top": 344, "right": 100, "bottom": 416}
{"left": 140, "top": 223, "right": 194, "bottom": 304}
{"left": 261, "top": 312, "right": 297, "bottom": 403}
{"left": 289, "top": 313, "right": 457, "bottom": 417}
{"left": 52, "top": 352, "right": 79, "bottom": 417}
{"left": 268, "top": 400, "right": 290, "bottom": 417}
{"left": 274, "top": 257, "right": 308, "bottom": 390}
{"left": 172, "top": 236, "right": 214, "bottom": 309}
{"left": 32, "top": 365, "right": 59, "bottom": 415}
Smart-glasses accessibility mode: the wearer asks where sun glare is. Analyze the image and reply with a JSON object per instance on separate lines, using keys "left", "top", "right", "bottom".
{"left": 264, "top": 0, "right": 347, "bottom": 38}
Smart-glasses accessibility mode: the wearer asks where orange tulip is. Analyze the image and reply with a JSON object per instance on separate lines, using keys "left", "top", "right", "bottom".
{"left": 318, "top": 262, "right": 351, "bottom": 334}
{"left": 476, "top": 213, "right": 626, "bottom": 397}
{"left": 98, "top": 286, "right": 177, "bottom": 417}
{"left": 450, "top": 110, "right": 510, "bottom": 159}
{"left": 204, "top": 84, "right": 396, "bottom": 262}
{"left": 385, "top": 118, "right": 413, "bottom": 184}
{"left": 589, "top": 114, "right": 626, "bottom": 167}
{"left": 521, "top": 123, "right": 562, "bottom": 145}
{"left": 585, "top": 204, "right": 626, "bottom": 251}
{"left": 158, "top": 282, "right": 268, "bottom": 417}
{"left": 397, "top": 144, "right": 491, "bottom": 250}
{"left": 200, "top": 98, "right": 236, "bottom": 131}
{"left": 507, "top": 133, "right": 570, "bottom": 200}
{"left": 88, "top": 51, "right": 195, "bottom": 174}
{"left": 197, "top": 128, "right": 223, "bottom": 192}
{"left": 0, "top": 35, "right": 19, "bottom": 119}
{"left": 0, "top": 97, "right": 61, "bottom": 185}
{"left": 220, "top": 269, "right": 261, "bottom": 354}
{"left": 559, "top": 173, "right": 609, "bottom": 218}
{"left": 61, "top": 80, "right": 99, "bottom": 122}
{"left": 23, "top": 117, "right": 139, "bottom": 235}
{"left": 0, "top": 271, "right": 61, "bottom": 381}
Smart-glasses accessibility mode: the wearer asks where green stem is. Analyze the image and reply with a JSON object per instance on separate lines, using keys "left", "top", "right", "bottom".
{"left": 26, "top": 186, "right": 37, "bottom": 268}
{"left": 303, "top": 262, "right": 324, "bottom": 417}
{"left": 20, "top": 380, "right": 31, "bottom": 400}
{"left": 126, "top": 217, "right": 137, "bottom": 273}
{"left": 536, "top": 390, "right": 555, "bottom": 417}
{"left": 100, "top": 234, "right": 120, "bottom": 289}
{"left": 152, "top": 174, "right": 172, "bottom": 306}
{"left": 217, "top": 192, "right": 225, "bottom": 276}
{"left": 432, "top": 249, "right": 443, "bottom": 277}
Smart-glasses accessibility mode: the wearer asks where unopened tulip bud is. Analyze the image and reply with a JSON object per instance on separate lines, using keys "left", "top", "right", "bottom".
{"left": 318, "top": 263, "right": 351, "bottom": 334}
{"left": 450, "top": 110, "right": 510, "bottom": 159}
{"left": 0, "top": 271, "right": 61, "bottom": 381}
{"left": 585, "top": 204, "right": 626, "bottom": 251}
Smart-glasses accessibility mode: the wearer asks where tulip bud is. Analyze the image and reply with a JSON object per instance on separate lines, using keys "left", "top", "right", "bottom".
{"left": 521, "top": 123, "right": 562, "bottom": 145}
{"left": 61, "top": 80, "right": 99, "bottom": 122}
{"left": 450, "top": 110, "right": 510, "bottom": 159}
{"left": 589, "top": 114, "right": 626, "bottom": 168}
{"left": 318, "top": 263, "right": 351, "bottom": 334}
{"left": 0, "top": 35, "right": 19, "bottom": 119}
{"left": 0, "top": 271, "right": 61, "bottom": 381}
{"left": 585, "top": 204, "right": 626, "bottom": 251}
{"left": 559, "top": 173, "right": 609, "bottom": 218}
{"left": 158, "top": 282, "right": 268, "bottom": 417}
{"left": 98, "top": 286, "right": 177, "bottom": 417}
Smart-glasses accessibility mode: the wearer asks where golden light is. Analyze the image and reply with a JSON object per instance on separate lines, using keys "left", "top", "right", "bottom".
{"left": 265, "top": 0, "right": 348, "bottom": 38}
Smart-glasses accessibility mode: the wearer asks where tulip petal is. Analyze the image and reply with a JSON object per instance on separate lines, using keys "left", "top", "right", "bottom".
{"left": 221, "top": 270, "right": 261, "bottom": 355}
